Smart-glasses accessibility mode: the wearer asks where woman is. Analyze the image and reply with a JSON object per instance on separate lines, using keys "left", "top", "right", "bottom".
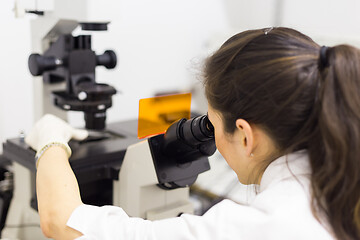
{"left": 26, "top": 27, "right": 359, "bottom": 239}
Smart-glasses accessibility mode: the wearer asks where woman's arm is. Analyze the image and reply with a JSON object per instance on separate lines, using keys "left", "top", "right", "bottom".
{"left": 36, "top": 146, "right": 83, "bottom": 239}
{"left": 24, "top": 114, "right": 88, "bottom": 239}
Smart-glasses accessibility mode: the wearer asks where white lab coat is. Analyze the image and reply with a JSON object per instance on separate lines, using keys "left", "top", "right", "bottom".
{"left": 67, "top": 151, "right": 334, "bottom": 239}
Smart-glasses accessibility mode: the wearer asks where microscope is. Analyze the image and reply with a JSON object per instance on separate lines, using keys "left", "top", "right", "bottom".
{"left": 0, "top": 0, "right": 216, "bottom": 239}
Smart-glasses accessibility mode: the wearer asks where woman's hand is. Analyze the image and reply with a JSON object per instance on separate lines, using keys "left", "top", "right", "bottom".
{"left": 25, "top": 114, "right": 88, "bottom": 152}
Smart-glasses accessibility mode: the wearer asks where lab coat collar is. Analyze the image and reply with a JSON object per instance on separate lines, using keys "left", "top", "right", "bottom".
{"left": 259, "top": 150, "right": 311, "bottom": 192}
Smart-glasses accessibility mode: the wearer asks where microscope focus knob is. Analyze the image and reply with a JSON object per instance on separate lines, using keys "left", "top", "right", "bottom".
{"left": 28, "top": 53, "right": 62, "bottom": 76}
{"left": 96, "top": 50, "right": 117, "bottom": 69}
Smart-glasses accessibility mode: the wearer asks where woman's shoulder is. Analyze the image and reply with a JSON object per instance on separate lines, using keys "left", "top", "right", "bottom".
{"left": 205, "top": 197, "right": 333, "bottom": 239}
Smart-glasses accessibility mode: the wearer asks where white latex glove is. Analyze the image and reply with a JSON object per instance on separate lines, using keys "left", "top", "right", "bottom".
{"left": 25, "top": 114, "right": 89, "bottom": 157}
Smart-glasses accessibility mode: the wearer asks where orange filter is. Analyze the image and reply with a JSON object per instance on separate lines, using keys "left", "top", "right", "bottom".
{"left": 138, "top": 93, "right": 191, "bottom": 139}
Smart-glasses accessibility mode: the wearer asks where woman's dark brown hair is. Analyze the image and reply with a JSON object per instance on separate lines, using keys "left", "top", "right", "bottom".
{"left": 204, "top": 27, "right": 360, "bottom": 239}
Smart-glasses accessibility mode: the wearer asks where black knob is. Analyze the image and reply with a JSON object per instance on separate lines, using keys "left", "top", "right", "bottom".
{"left": 28, "top": 54, "right": 60, "bottom": 76}
{"left": 96, "top": 50, "right": 117, "bottom": 69}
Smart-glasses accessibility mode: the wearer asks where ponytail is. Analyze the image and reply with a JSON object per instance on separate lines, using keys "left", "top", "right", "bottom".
{"left": 309, "top": 45, "right": 360, "bottom": 239}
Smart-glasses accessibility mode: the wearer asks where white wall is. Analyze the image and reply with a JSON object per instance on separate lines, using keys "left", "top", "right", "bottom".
{"left": 223, "top": 0, "right": 360, "bottom": 46}
{"left": 0, "top": 1, "right": 32, "bottom": 151}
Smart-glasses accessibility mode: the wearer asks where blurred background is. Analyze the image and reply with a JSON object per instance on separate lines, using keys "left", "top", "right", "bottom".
{"left": 1, "top": 0, "right": 360, "bottom": 205}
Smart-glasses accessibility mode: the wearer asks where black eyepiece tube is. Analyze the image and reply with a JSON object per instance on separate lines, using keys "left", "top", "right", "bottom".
{"left": 180, "top": 114, "right": 214, "bottom": 145}
{"left": 162, "top": 114, "right": 216, "bottom": 163}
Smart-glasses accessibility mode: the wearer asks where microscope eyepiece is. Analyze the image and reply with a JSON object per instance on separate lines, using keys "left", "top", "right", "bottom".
{"left": 179, "top": 115, "right": 214, "bottom": 145}
{"left": 162, "top": 114, "right": 216, "bottom": 163}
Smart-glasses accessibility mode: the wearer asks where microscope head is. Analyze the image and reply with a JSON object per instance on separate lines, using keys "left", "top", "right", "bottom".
{"left": 28, "top": 28, "right": 117, "bottom": 130}
{"left": 148, "top": 114, "right": 216, "bottom": 189}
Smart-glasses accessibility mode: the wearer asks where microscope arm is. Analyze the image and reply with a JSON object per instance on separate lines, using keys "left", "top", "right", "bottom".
{"left": 36, "top": 146, "right": 83, "bottom": 239}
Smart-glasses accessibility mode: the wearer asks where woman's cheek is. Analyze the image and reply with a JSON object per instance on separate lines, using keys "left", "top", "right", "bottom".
{"left": 214, "top": 134, "right": 226, "bottom": 158}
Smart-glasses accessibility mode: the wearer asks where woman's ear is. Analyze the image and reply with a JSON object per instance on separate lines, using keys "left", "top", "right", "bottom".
{"left": 235, "top": 119, "right": 254, "bottom": 157}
